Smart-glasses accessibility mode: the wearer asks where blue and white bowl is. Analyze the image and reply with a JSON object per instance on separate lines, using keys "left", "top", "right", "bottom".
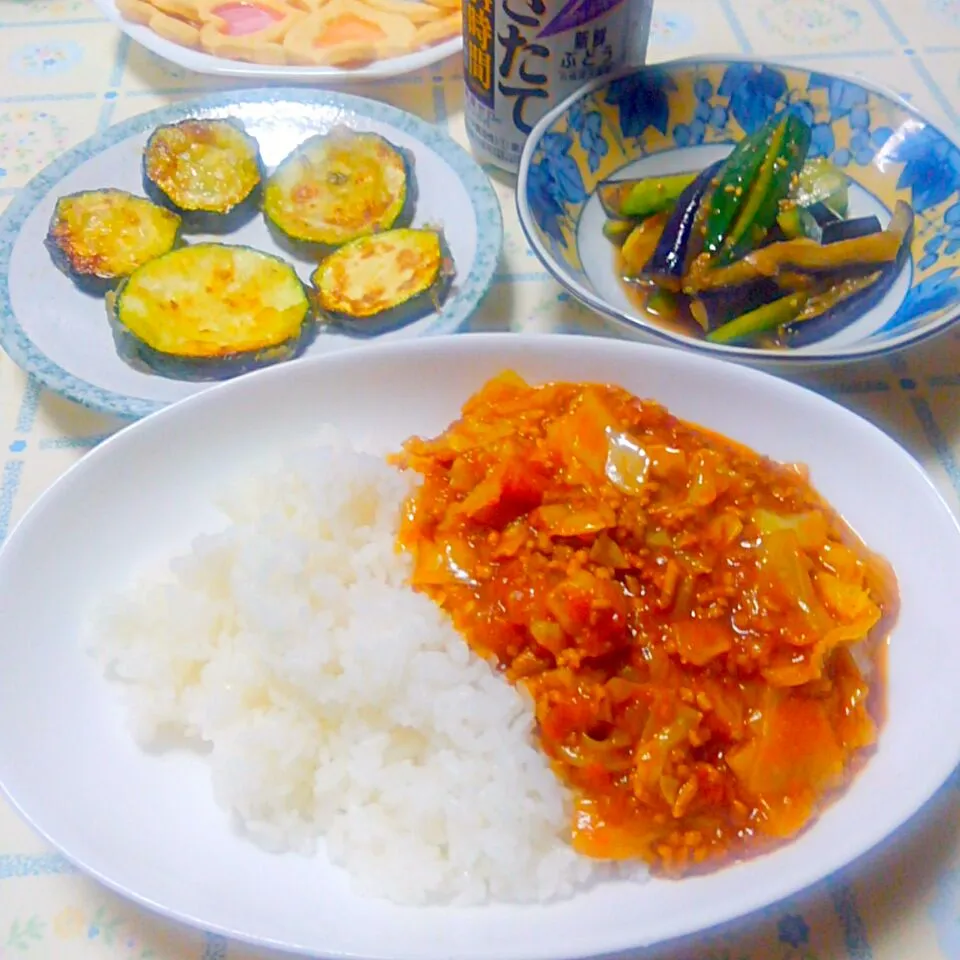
{"left": 517, "top": 58, "right": 960, "bottom": 365}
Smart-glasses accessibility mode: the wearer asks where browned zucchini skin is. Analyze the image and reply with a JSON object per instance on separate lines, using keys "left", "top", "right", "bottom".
{"left": 44, "top": 190, "right": 182, "bottom": 296}
{"left": 315, "top": 232, "right": 455, "bottom": 337}
{"left": 264, "top": 143, "right": 419, "bottom": 261}
{"left": 107, "top": 299, "right": 316, "bottom": 381}
{"left": 106, "top": 257, "right": 315, "bottom": 382}
{"left": 44, "top": 232, "right": 117, "bottom": 297}
{"left": 141, "top": 119, "right": 265, "bottom": 234}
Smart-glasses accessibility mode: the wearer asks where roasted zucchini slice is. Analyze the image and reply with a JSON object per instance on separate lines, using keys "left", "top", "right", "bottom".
{"left": 311, "top": 227, "right": 453, "bottom": 334}
{"left": 264, "top": 127, "right": 413, "bottom": 256}
{"left": 44, "top": 189, "right": 181, "bottom": 295}
{"left": 106, "top": 243, "right": 312, "bottom": 381}
{"left": 142, "top": 118, "right": 264, "bottom": 232}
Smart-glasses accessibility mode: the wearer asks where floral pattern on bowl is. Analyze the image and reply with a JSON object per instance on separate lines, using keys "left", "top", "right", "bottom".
{"left": 517, "top": 59, "right": 960, "bottom": 363}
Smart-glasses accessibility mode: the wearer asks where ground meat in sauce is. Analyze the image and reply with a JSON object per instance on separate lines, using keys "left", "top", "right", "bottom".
{"left": 394, "top": 372, "right": 898, "bottom": 875}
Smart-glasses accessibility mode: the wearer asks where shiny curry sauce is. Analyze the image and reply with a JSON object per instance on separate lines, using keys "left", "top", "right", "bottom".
{"left": 394, "top": 373, "right": 898, "bottom": 875}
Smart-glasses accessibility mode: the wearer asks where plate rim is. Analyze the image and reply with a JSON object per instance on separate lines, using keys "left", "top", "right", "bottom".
{"left": 1, "top": 332, "right": 959, "bottom": 960}
{"left": 91, "top": 0, "right": 464, "bottom": 83}
{"left": 516, "top": 55, "right": 960, "bottom": 365}
{"left": 0, "top": 87, "right": 503, "bottom": 420}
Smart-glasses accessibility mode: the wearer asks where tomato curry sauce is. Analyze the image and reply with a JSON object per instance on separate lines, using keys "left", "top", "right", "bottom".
{"left": 394, "top": 373, "right": 898, "bottom": 875}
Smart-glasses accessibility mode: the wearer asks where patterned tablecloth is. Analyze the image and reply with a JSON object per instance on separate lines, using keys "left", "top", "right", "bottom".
{"left": 1, "top": 0, "right": 959, "bottom": 958}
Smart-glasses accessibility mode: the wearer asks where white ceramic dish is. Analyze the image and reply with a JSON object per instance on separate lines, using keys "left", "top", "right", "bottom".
{"left": 0, "top": 333, "right": 958, "bottom": 960}
{"left": 93, "top": 0, "right": 462, "bottom": 83}
{"left": 0, "top": 89, "right": 502, "bottom": 419}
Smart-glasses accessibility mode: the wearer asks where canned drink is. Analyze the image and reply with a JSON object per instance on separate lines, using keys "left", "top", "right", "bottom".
{"left": 463, "top": 0, "right": 654, "bottom": 173}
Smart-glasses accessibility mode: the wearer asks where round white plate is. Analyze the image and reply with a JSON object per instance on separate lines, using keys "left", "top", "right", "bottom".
{"left": 0, "top": 333, "right": 958, "bottom": 960}
{"left": 0, "top": 89, "right": 502, "bottom": 419}
{"left": 93, "top": 0, "right": 462, "bottom": 83}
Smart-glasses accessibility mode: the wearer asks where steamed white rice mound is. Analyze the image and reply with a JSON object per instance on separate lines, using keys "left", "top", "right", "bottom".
{"left": 90, "top": 428, "right": 612, "bottom": 905}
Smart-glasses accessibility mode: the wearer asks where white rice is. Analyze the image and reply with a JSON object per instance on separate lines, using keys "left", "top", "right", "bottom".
{"left": 89, "top": 427, "right": 623, "bottom": 905}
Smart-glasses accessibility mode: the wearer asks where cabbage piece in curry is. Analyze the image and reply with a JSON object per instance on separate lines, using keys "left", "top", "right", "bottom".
{"left": 394, "top": 373, "right": 898, "bottom": 875}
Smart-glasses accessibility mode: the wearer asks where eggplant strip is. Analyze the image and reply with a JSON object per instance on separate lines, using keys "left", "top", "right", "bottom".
{"left": 643, "top": 160, "right": 723, "bottom": 289}
{"left": 684, "top": 200, "right": 913, "bottom": 294}
{"left": 706, "top": 292, "right": 809, "bottom": 345}
{"left": 620, "top": 214, "right": 670, "bottom": 278}
{"left": 796, "top": 272, "right": 885, "bottom": 323}
{"left": 705, "top": 201, "right": 914, "bottom": 347}
{"left": 690, "top": 278, "right": 782, "bottom": 331}
{"left": 784, "top": 220, "right": 911, "bottom": 347}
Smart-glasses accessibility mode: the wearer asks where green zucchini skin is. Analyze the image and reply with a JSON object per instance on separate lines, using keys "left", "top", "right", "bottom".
{"left": 263, "top": 130, "right": 417, "bottom": 260}
{"left": 45, "top": 237, "right": 117, "bottom": 297}
{"left": 106, "top": 243, "right": 314, "bottom": 382}
{"left": 44, "top": 189, "right": 182, "bottom": 296}
{"left": 108, "top": 318, "right": 315, "bottom": 381}
{"left": 312, "top": 228, "right": 455, "bottom": 336}
{"left": 142, "top": 118, "right": 265, "bottom": 234}
{"left": 144, "top": 181, "right": 263, "bottom": 235}
{"left": 390, "top": 147, "right": 419, "bottom": 232}
{"left": 45, "top": 237, "right": 121, "bottom": 298}
{"left": 108, "top": 314, "right": 314, "bottom": 381}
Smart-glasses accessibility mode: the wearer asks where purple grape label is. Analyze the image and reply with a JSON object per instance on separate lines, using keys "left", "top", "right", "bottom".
{"left": 538, "top": 0, "right": 626, "bottom": 38}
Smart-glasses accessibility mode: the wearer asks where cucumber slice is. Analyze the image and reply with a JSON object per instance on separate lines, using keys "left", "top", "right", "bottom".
{"left": 706, "top": 292, "right": 809, "bottom": 345}
{"left": 793, "top": 158, "right": 849, "bottom": 218}
{"left": 597, "top": 172, "right": 697, "bottom": 220}
{"left": 720, "top": 113, "right": 812, "bottom": 264}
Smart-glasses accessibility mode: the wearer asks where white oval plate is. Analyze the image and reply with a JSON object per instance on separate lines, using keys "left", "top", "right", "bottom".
{"left": 0, "top": 333, "right": 958, "bottom": 960}
{"left": 93, "top": 0, "right": 462, "bottom": 83}
{"left": 0, "top": 89, "right": 502, "bottom": 419}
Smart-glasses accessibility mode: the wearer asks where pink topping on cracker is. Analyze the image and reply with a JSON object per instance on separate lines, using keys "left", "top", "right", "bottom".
{"left": 212, "top": 2, "right": 281, "bottom": 35}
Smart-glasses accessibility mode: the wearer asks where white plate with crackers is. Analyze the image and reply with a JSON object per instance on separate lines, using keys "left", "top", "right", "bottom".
{"left": 94, "top": 0, "right": 462, "bottom": 82}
